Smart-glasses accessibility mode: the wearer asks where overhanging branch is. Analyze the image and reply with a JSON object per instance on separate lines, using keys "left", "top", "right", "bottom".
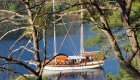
{"left": 0, "top": 27, "right": 29, "bottom": 40}
{"left": 0, "top": 56, "right": 37, "bottom": 76}
{"left": 0, "top": 66, "right": 29, "bottom": 79}
{"left": 0, "top": 10, "right": 28, "bottom": 18}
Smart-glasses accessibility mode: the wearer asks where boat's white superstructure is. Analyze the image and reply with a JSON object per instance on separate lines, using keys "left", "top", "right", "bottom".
{"left": 44, "top": 53, "right": 104, "bottom": 70}
{"left": 44, "top": 60, "right": 104, "bottom": 71}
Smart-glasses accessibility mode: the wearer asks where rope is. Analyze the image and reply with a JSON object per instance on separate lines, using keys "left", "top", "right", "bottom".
{"left": 62, "top": 21, "right": 79, "bottom": 55}
{"left": 57, "top": 14, "right": 79, "bottom": 55}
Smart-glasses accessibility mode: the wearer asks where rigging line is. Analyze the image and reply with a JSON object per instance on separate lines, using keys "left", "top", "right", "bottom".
{"left": 62, "top": 19, "right": 79, "bottom": 55}
{"left": 57, "top": 20, "right": 73, "bottom": 53}
{"left": 59, "top": 25, "right": 78, "bottom": 54}
{"left": 60, "top": 22, "right": 81, "bottom": 55}
{"left": 62, "top": 45, "right": 76, "bottom": 54}
{"left": 59, "top": 24, "right": 73, "bottom": 52}
{"left": 59, "top": 22, "right": 79, "bottom": 55}
{"left": 57, "top": 15, "right": 78, "bottom": 54}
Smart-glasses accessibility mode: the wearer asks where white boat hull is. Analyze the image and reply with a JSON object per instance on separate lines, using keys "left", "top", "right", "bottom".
{"left": 44, "top": 61, "right": 104, "bottom": 71}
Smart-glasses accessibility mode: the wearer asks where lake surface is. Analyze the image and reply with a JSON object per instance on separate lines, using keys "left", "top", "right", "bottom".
{"left": 43, "top": 69, "right": 105, "bottom": 80}
{"left": 0, "top": 23, "right": 119, "bottom": 79}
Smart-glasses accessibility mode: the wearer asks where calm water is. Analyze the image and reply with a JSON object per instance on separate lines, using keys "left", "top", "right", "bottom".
{"left": 0, "top": 23, "right": 119, "bottom": 79}
{"left": 43, "top": 69, "right": 105, "bottom": 80}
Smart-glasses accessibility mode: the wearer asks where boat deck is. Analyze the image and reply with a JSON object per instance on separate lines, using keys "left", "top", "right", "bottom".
{"left": 46, "top": 61, "right": 104, "bottom": 67}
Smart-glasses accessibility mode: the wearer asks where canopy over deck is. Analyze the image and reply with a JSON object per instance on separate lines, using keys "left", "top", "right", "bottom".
{"left": 68, "top": 56, "right": 85, "bottom": 60}
{"left": 83, "top": 51, "right": 103, "bottom": 56}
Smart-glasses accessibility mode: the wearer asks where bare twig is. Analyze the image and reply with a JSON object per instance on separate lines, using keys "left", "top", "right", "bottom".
{"left": 10, "top": 46, "right": 34, "bottom": 54}
{"left": 18, "top": 36, "right": 33, "bottom": 60}
{"left": 0, "top": 56, "right": 37, "bottom": 76}
{"left": 0, "top": 27, "right": 29, "bottom": 40}
{"left": 9, "top": 32, "right": 32, "bottom": 50}
{"left": 0, "top": 17, "right": 10, "bottom": 22}
{"left": 0, "top": 10, "right": 28, "bottom": 18}
{"left": 0, "top": 66, "right": 29, "bottom": 79}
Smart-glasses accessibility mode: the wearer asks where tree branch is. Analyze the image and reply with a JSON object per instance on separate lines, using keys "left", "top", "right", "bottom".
{"left": 0, "top": 17, "right": 10, "bottom": 22}
{"left": 17, "top": 36, "right": 33, "bottom": 60}
{"left": 10, "top": 46, "right": 34, "bottom": 56}
{"left": 9, "top": 32, "right": 32, "bottom": 50}
{"left": 0, "top": 10, "right": 28, "bottom": 18}
{"left": 0, "top": 56, "right": 37, "bottom": 76}
{"left": 0, "top": 27, "right": 29, "bottom": 40}
{"left": 0, "top": 66, "right": 29, "bottom": 79}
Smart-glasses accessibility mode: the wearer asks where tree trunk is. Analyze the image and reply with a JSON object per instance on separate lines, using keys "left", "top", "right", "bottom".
{"left": 24, "top": 1, "right": 43, "bottom": 79}
{"left": 90, "top": 0, "right": 125, "bottom": 62}
{"left": 118, "top": 0, "right": 140, "bottom": 69}
{"left": 120, "top": 61, "right": 140, "bottom": 80}
{"left": 82, "top": 0, "right": 140, "bottom": 79}
{"left": 100, "top": 19, "right": 140, "bottom": 79}
{"left": 32, "top": 26, "right": 41, "bottom": 73}
{"left": 134, "top": 53, "right": 140, "bottom": 70}
{"left": 36, "top": 75, "right": 42, "bottom": 80}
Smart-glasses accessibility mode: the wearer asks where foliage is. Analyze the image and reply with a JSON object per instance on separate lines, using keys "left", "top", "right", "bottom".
{"left": 23, "top": 29, "right": 32, "bottom": 38}
{"left": 90, "top": 51, "right": 105, "bottom": 61}
{"left": 114, "top": 59, "right": 140, "bottom": 79}
{"left": 84, "top": 1, "right": 122, "bottom": 50}
{"left": 131, "top": 58, "right": 139, "bottom": 70}
{"left": 106, "top": 67, "right": 134, "bottom": 80}
{"left": 117, "top": 1, "right": 140, "bottom": 52}
{"left": 106, "top": 11, "right": 122, "bottom": 28}
{"left": 130, "top": 2, "right": 140, "bottom": 27}
{"left": 85, "top": 26, "right": 106, "bottom": 48}
{"left": 15, "top": 76, "right": 49, "bottom": 80}
{"left": 130, "top": 1, "right": 140, "bottom": 44}
{"left": 85, "top": 1, "right": 140, "bottom": 54}
{"left": 7, "top": 1, "right": 22, "bottom": 11}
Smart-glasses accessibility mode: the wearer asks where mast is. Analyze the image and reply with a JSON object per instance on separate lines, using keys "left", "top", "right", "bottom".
{"left": 53, "top": 0, "right": 57, "bottom": 56}
{"left": 80, "top": 1, "right": 84, "bottom": 56}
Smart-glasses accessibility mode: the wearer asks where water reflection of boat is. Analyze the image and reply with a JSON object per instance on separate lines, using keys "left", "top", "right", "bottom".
{"left": 43, "top": 68, "right": 105, "bottom": 80}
